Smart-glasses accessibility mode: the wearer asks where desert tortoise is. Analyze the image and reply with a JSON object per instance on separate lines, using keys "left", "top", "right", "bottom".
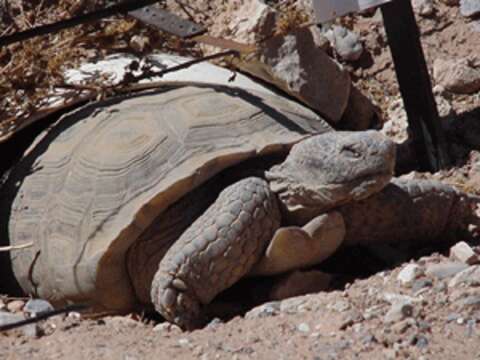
{"left": 0, "top": 84, "right": 396, "bottom": 329}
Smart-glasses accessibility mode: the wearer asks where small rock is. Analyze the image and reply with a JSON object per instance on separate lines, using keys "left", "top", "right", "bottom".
{"left": 425, "top": 262, "right": 469, "bottom": 280}
{"left": 450, "top": 241, "right": 480, "bottom": 265}
{"left": 0, "top": 299, "right": 5, "bottom": 311}
{"left": 467, "top": 319, "right": 476, "bottom": 337}
{"left": 6, "top": 300, "right": 25, "bottom": 313}
{"left": 412, "top": 278, "right": 433, "bottom": 293}
{"left": 391, "top": 319, "right": 413, "bottom": 334}
{"left": 0, "top": 311, "right": 24, "bottom": 327}
{"left": 446, "top": 313, "right": 461, "bottom": 322}
{"left": 129, "top": 35, "right": 150, "bottom": 53}
{"left": 363, "top": 305, "right": 384, "bottom": 320}
{"left": 178, "top": 338, "right": 192, "bottom": 347}
{"left": 460, "top": 0, "right": 480, "bottom": 17}
{"left": 384, "top": 301, "right": 414, "bottom": 324}
{"left": 24, "top": 299, "right": 54, "bottom": 316}
{"left": 339, "top": 310, "right": 364, "bottom": 330}
{"left": 153, "top": 322, "right": 182, "bottom": 333}
{"left": 397, "top": 264, "right": 424, "bottom": 286}
{"left": 412, "top": 334, "right": 429, "bottom": 348}
{"left": 324, "top": 25, "right": 364, "bottom": 61}
{"left": 433, "top": 58, "right": 480, "bottom": 94}
{"left": 245, "top": 302, "right": 280, "bottom": 319}
{"left": 459, "top": 296, "right": 480, "bottom": 310}
{"left": 297, "top": 323, "right": 310, "bottom": 333}
{"left": 448, "top": 265, "right": 480, "bottom": 287}
{"left": 412, "top": 0, "right": 435, "bottom": 16}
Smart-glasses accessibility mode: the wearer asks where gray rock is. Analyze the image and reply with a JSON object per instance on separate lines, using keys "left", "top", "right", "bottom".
{"left": 242, "top": 26, "right": 352, "bottom": 124}
{"left": 425, "top": 262, "right": 469, "bottom": 280}
{"left": 448, "top": 265, "right": 480, "bottom": 287}
{"left": 24, "top": 299, "right": 54, "bottom": 316}
{"left": 0, "top": 311, "right": 24, "bottom": 327}
{"left": 327, "top": 299, "right": 351, "bottom": 313}
{"left": 324, "top": 25, "right": 364, "bottom": 61}
{"left": 460, "top": 0, "right": 480, "bottom": 17}
{"left": 446, "top": 313, "right": 461, "bottom": 322}
{"left": 245, "top": 301, "right": 280, "bottom": 319}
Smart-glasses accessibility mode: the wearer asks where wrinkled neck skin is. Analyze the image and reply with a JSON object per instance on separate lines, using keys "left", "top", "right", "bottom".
{"left": 266, "top": 131, "right": 396, "bottom": 225}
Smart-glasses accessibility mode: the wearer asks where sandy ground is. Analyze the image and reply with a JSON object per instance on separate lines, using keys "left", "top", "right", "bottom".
{"left": 1, "top": 1, "right": 480, "bottom": 359}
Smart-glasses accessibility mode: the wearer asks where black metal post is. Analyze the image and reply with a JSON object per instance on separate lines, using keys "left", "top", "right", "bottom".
{"left": 381, "top": 0, "right": 449, "bottom": 171}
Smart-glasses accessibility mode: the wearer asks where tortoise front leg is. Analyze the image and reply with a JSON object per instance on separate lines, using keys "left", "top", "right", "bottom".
{"left": 151, "top": 177, "right": 281, "bottom": 330}
{"left": 250, "top": 212, "right": 346, "bottom": 276}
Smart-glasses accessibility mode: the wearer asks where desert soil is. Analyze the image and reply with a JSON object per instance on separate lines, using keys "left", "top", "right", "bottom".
{"left": 1, "top": 1, "right": 480, "bottom": 359}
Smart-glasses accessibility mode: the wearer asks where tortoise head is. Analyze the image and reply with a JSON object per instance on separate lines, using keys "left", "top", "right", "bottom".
{"left": 266, "top": 130, "right": 396, "bottom": 224}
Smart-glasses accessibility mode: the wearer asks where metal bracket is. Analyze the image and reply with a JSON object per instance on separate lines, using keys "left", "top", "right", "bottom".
{"left": 129, "top": 7, "right": 205, "bottom": 38}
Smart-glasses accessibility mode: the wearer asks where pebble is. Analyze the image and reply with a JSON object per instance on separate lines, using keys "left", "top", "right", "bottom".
{"left": 153, "top": 322, "right": 182, "bottom": 333}
{"left": 412, "top": 278, "right": 433, "bottom": 293}
{"left": 297, "top": 323, "right": 310, "bottom": 333}
{"left": 448, "top": 265, "right": 480, "bottom": 287}
{"left": 324, "top": 25, "right": 364, "bottom": 61}
{"left": 24, "top": 299, "right": 54, "bottom": 316}
{"left": 6, "top": 300, "right": 25, "bottom": 313}
{"left": 425, "top": 262, "right": 469, "bottom": 280}
{"left": 412, "top": 0, "right": 435, "bottom": 16}
{"left": 450, "top": 241, "right": 479, "bottom": 265}
{"left": 178, "top": 338, "right": 192, "bottom": 347}
{"left": 384, "top": 301, "right": 414, "bottom": 324}
{"left": 460, "top": 0, "right": 480, "bottom": 17}
{"left": 459, "top": 295, "right": 480, "bottom": 310}
{"left": 0, "top": 311, "right": 42, "bottom": 338}
{"left": 397, "top": 264, "right": 424, "bottom": 286}
{"left": 245, "top": 302, "right": 280, "bottom": 319}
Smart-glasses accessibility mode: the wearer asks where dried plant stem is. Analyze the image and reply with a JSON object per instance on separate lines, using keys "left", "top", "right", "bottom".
{"left": 0, "top": 242, "right": 34, "bottom": 252}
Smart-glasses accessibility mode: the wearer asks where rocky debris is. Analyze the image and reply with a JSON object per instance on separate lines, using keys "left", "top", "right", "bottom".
{"left": 450, "top": 241, "right": 480, "bottom": 265}
{"left": 269, "top": 270, "right": 331, "bottom": 301}
{"left": 323, "top": 25, "right": 364, "bottom": 62}
{"left": 433, "top": 58, "right": 480, "bottom": 94}
{"left": 412, "top": 0, "right": 435, "bottom": 16}
{"left": 397, "top": 264, "right": 424, "bottom": 287}
{"left": 425, "top": 262, "right": 469, "bottom": 279}
{"left": 460, "top": 0, "right": 480, "bottom": 17}
{"left": 448, "top": 265, "right": 480, "bottom": 287}
{"left": 340, "top": 84, "right": 382, "bottom": 131}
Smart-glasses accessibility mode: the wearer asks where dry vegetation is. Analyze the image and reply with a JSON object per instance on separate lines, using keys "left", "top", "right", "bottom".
{"left": 0, "top": 0, "right": 202, "bottom": 136}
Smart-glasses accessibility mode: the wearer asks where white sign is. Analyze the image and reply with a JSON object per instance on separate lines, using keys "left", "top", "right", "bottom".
{"left": 313, "top": 0, "right": 391, "bottom": 23}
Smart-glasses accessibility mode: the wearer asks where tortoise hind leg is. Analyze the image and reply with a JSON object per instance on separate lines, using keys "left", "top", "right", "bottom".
{"left": 151, "top": 177, "right": 281, "bottom": 330}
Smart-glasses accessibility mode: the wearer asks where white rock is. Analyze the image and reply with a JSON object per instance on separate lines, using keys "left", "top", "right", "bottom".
{"left": 397, "top": 264, "right": 424, "bottom": 286}
{"left": 297, "top": 323, "right": 310, "bottom": 333}
{"left": 450, "top": 241, "right": 479, "bottom": 265}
